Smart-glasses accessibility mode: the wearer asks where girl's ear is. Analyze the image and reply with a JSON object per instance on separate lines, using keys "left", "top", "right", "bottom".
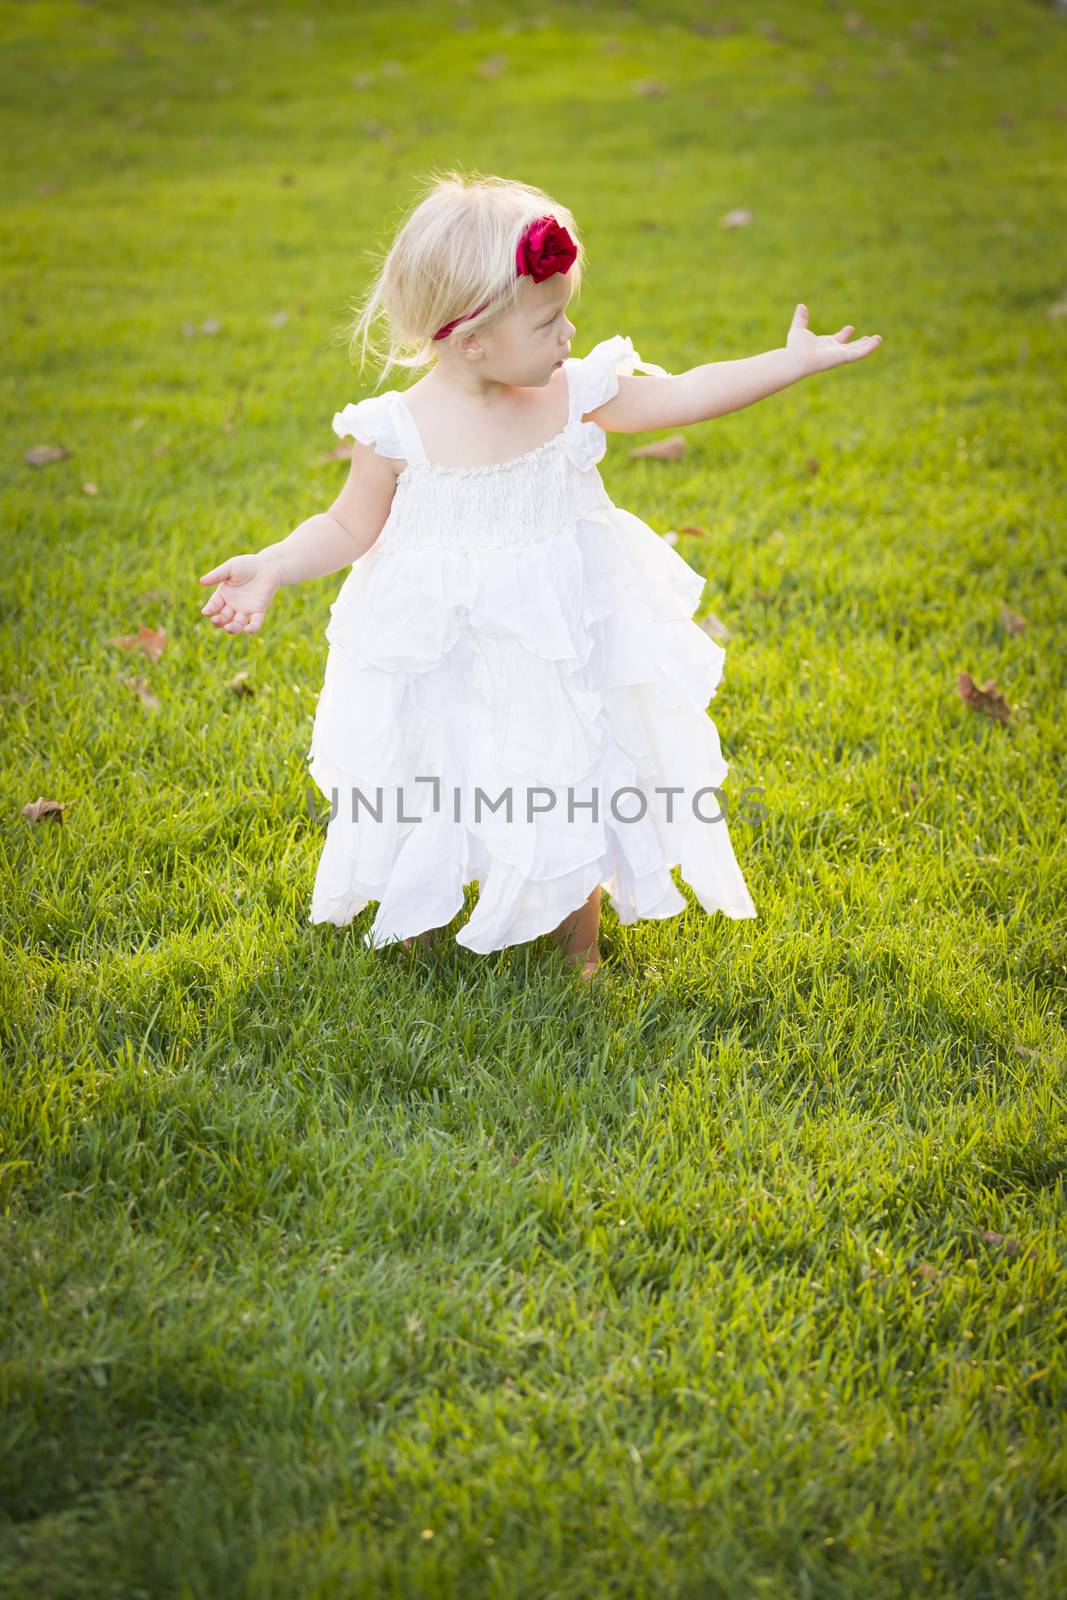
{"left": 456, "top": 330, "right": 485, "bottom": 361}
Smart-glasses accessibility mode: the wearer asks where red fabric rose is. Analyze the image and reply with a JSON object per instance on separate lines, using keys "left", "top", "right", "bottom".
{"left": 515, "top": 215, "right": 577, "bottom": 282}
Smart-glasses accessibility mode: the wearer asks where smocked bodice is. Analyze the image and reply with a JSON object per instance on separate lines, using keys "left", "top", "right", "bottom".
{"left": 380, "top": 431, "right": 615, "bottom": 551}
{"left": 330, "top": 334, "right": 671, "bottom": 554}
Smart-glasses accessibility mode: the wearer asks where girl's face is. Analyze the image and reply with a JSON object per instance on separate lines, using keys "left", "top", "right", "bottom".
{"left": 459, "top": 272, "right": 576, "bottom": 387}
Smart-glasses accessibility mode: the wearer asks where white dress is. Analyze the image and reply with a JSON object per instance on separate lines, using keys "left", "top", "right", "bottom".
{"left": 306, "top": 335, "right": 758, "bottom": 953}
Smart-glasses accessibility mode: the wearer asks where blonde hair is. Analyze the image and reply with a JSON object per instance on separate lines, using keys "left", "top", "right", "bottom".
{"left": 340, "top": 167, "right": 585, "bottom": 390}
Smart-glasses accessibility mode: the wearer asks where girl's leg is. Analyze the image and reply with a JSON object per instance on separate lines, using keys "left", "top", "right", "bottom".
{"left": 549, "top": 886, "right": 603, "bottom": 980}
{"left": 401, "top": 891, "right": 606, "bottom": 977}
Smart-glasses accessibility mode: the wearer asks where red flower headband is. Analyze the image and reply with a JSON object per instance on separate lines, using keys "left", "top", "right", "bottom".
{"left": 432, "top": 213, "right": 577, "bottom": 341}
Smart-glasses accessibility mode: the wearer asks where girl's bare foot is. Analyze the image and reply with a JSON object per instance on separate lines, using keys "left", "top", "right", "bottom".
{"left": 402, "top": 929, "right": 439, "bottom": 952}
{"left": 551, "top": 887, "right": 604, "bottom": 981}
{"left": 562, "top": 943, "right": 604, "bottom": 981}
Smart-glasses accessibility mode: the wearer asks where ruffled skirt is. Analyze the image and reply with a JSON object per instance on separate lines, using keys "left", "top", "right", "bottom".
{"left": 306, "top": 507, "right": 758, "bottom": 952}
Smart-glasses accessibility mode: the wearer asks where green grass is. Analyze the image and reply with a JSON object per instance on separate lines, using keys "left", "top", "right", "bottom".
{"left": 2, "top": 1, "right": 1066, "bottom": 1594}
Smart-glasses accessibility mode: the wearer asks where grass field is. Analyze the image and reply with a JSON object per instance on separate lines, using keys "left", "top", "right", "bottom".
{"left": 2, "top": 1, "right": 1065, "bottom": 1595}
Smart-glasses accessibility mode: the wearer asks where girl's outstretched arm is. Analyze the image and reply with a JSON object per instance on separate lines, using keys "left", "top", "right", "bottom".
{"left": 198, "top": 438, "right": 398, "bottom": 636}
{"left": 591, "top": 304, "right": 883, "bottom": 434}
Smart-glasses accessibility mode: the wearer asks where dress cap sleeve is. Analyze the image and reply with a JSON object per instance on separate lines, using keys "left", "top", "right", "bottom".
{"left": 565, "top": 335, "right": 672, "bottom": 424}
{"left": 331, "top": 392, "right": 424, "bottom": 464}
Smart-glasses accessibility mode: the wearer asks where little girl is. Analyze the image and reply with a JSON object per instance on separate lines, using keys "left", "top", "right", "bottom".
{"left": 200, "top": 170, "right": 882, "bottom": 981}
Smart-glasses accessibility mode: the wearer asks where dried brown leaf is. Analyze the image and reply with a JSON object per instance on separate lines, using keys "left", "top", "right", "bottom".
{"left": 628, "top": 435, "right": 686, "bottom": 461}
{"left": 25, "top": 444, "right": 72, "bottom": 467}
{"left": 981, "top": 1229, "right": 1036, "bottom": 1260}
{"left": 108, "top": 624, "right": 167, "bottom": 662}
{"left": 998, "top": 603, "right": 1026, "bottom": 636}
{"left": 120, "top": 674, "right": 161, "bottom": 710}
{"left": 957, "top": 671, "right": 1012, "bottom": 723}
{"left": 699, "top": 613, "right": 733, "bottom": 643}
{"left": 22, "top": 796, "right": 68, "bottom": 823}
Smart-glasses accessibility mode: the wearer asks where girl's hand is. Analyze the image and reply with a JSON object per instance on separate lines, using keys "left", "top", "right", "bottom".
{"left": 786, "top": 303, "right": 883, "bottom": 375}
{"left": 198, "top": 553, "right": 284, "bottom": 635}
